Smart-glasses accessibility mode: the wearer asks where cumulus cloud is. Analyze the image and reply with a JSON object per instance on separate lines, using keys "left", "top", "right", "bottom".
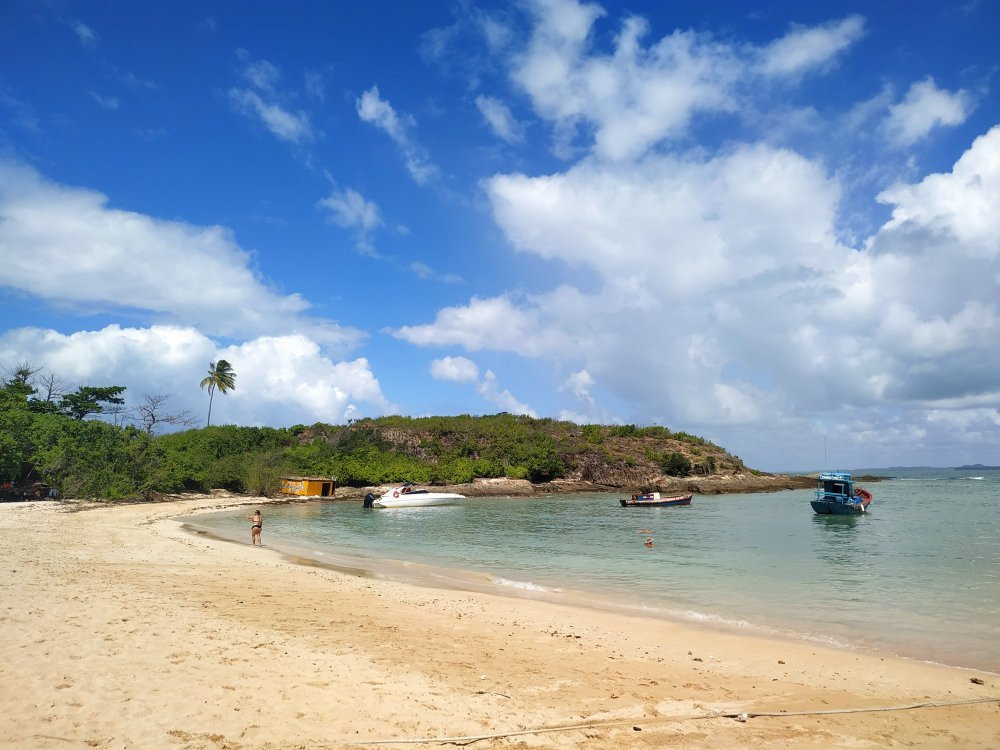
{"left": 0, "top": 161, "right": 360, "bottom": 349}
{"left": 430, "top": 355, "right": 480, "bottom": 382}
{"left": 873, "top": 125, "right": 1000, "bottom": 257}
{"left": 356, "top": 86, "right": 438, "bottom": 184}
{"left": 561, "top": 369, "right": 594, "bottom": 403}
{"left": 475, "top": 95, "right": 525, "bottom": 143}
{"left": 398, "top": 118, "right": 1000, "bottom": 463}
{"left": 394, "top": 294, "right": 572, "bottom": 356}
{"left": 507, "top": 2, "right": 872, "bottom": 162}
{"left": 758, "top": 15, "right": 865, "bottom": 77}
{"left": 511, "top": 2, "right": 738, "bottom": 160}
{"left": 478, "top": 370, "right": 536, "bottom": 416}
{"left": 0, "top": 325, "right": 392, "bottom": 427}
{"left": 429, "top": 355, "right": 535, "bottom": 415}
{"left": 884, "top": 77, "right": 972, "bottom": 147}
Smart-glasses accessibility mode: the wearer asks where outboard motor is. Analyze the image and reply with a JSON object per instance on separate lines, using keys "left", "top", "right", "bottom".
{"left": 363, "top": 492, "right": 377, "bottom": 509}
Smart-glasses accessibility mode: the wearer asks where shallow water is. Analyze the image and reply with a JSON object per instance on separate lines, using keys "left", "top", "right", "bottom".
{"left": 182, "top": 469, "right": 1000, "bottom": 671}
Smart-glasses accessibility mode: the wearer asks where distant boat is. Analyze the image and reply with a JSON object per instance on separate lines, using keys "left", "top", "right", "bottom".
{"left": 811, "top": 472, "right": 872, "bottom": 515}
{"left": 620, "top": 492, "right": 693, "bottom": 508}
{"left": 363, "top": 482, "right": 465, "bottom": 508}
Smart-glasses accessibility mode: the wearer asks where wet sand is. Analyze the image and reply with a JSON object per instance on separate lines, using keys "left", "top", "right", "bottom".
{"left": 1, "top": 496, "right": 997, "bottom": 749}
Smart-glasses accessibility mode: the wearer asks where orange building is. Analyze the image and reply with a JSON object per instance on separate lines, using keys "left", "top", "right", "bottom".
{"left": 280, "top": 476, "right": 336, "bottom": 497}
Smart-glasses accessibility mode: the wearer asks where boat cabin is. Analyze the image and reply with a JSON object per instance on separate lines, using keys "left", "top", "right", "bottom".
{"left": 280, "top": 476, "right": 337, "bottom": 497}
{"left": 818, "top": 472, "right": 854, "bottom": 501}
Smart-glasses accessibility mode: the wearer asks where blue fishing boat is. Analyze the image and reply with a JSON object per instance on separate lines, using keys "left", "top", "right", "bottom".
{"left": 811, "top": 472, "right": 872, "bottom": 515}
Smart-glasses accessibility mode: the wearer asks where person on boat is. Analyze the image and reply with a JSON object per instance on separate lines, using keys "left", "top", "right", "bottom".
{"left": 251, "top": 510, "right": 262, "bottom": 546}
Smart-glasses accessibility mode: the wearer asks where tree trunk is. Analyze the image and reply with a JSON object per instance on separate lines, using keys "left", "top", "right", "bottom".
{"left": 206, "top": 387, "right": 215, "bottom": 427}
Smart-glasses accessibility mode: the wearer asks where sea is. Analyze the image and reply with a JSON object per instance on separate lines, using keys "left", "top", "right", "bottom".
{"left": 180, "top": 467, "right": 999, "bottom": 673}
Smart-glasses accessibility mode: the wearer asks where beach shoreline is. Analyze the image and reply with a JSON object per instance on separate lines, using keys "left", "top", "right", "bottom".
{"left": 2, "top": 496, "right": 997, "bottom": 749}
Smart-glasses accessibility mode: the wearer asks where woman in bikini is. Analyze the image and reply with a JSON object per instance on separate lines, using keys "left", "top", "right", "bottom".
{"left": 251, "top": 510, "right": 262, "bottom": 546}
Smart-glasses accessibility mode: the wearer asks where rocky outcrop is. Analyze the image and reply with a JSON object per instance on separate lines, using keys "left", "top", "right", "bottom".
{"left": 332, "top": 473, "right": 812, "bottom": 500}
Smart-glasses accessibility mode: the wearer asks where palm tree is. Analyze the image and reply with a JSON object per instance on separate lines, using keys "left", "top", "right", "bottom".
{"left": 199, "top": 359, "right": 236, "bottom": 427}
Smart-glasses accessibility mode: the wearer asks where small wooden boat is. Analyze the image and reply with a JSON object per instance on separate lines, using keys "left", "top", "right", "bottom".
{"left": 620, "top": 492, "right": 693, "bottom": 508}
{"left": 811, "top": 472, "right": 872, "bottom": 515}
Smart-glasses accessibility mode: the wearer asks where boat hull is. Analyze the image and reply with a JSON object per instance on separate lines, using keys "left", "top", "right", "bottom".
{"left": 372, "top": 493, "right": 464, "bottom": 508}
{"left": 810, "top": 499, "right": 866, "bottom": 515}
{"left": 620, "top": 494, "right": 692, "bottom": 508}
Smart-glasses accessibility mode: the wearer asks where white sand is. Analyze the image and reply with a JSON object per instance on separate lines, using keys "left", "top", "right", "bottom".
{"left": 1, "top": 496, "right": 997, "bottom": 749}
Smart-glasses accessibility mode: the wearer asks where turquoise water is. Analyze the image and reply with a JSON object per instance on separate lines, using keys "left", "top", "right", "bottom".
{"left": 182, "top": 469, "right": 999, "bottom": 671}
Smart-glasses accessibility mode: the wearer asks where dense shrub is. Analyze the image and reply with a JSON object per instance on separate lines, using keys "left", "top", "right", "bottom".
{"left": 660, "top": 452, "right": 692, "bottom": 477}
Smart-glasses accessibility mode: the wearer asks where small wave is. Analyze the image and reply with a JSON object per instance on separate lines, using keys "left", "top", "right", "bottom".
{"left": 491, "top": 576, "right": 549, "bottom": 592}
{"left": 970, "top": 476, "right": 985, "bottom": 481}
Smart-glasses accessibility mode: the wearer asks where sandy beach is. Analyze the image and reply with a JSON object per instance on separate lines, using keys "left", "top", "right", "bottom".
{"left": 1, "top": 496, "right": 997, "bottom": 749}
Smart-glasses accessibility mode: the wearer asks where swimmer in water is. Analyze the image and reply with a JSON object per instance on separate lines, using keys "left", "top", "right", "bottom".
{"left": 644, "top": 536, "right": 654, "bottom": 547}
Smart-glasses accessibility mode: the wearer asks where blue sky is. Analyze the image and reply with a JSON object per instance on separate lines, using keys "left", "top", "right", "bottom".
{"left": 1, "top": 0, "right": 998, "bottom": 471}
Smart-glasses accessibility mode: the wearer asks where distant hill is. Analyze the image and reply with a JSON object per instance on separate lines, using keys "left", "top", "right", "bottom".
{"left": 953, "top": 464, "right": 1000, "bottom": 470}
{"left": 295, "top": 415, "right": 812, "bottom": 494}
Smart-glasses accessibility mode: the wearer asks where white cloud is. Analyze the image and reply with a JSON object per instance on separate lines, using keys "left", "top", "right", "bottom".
{"left": 884, "top": 77, "right": 972, "bottom": 147}
{"left": 512, "top": 2, "right": 739, "bottom": 161}
{"left": 394, "top": 294, "right": 571, "bottom": 356}
{"left": 478, "top": 370, "right": 536, "bottom": 416}
{"left": 318, "top": 188, "right": 381, "bottom": 231}
{"left": 409, "top": 261, "right": 463, "bottom": 284}
{"left": 509, "top": 3, "right": 872, "bottom": 162}
{"left": 399, "top": 118, "right": 1000, "bottom": 465}
{"left": 73, "top": 21, "right": 97, "bottom": 47}
{"left": 228, "top": 88, "right": 314, "bottom": 144}
{"left": 227, "top": 54, "right": 315, "bottom": 145}
{"left": 874, "top": 125, "right": 1000, "bottom": 256}
{"left": 318, "top": 187, "right": 382, "bottom": 255}
{"left": 304, "top": 69, "right": 326, "bottom": 102}
{"left": 561, "top": 369, "right": 594, "bottom": 402}
{"left": 758, "top": 15, "right": 865, "bottom": 77}
{"left": 89, "top": 92, "right": 120, "bottom": 110}
{"left": 0, "top": 325, "right": 392, "bottom": 427}
{"left": 475, "top": 95, "right": 525, "bottom": 143}
{"left": 486, "top": 144, "right": 841, "bottom": 295}
{"left": 430, "top": 356, "right": 480, "bottom": 382}
{"left": 242, "top": 59, "right": 281, "bottom": 92}
{"left": 356, "top": 86, "right": 438, "bottom": 184}
{"left": 0, "top": 162, "right": 360, "bottom": 349}
{"left": 429, "top": 356, "right": 534, "bottom": 415}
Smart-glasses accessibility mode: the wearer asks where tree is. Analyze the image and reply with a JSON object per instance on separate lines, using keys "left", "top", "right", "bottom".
{"left": 59, "top": 386, "right": 127, "bottom": 420}
{"left": 131, "top": 393, "right": 198, "bottom": 435}
{"left": 37, "top": 372, "right": 70, "bottom": 403}
{"left": 660, "top": 451, "right": 692, "bottom": 477}
{"left": 199, "top": 360, "right": 236, "bottom": 427}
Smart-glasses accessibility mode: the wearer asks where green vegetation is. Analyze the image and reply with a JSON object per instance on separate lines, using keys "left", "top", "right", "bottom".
{"left": 2, "top": 365, "right": 750, "bottom": 501}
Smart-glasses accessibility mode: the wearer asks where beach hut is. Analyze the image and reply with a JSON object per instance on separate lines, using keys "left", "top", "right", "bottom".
{"left": 280, "top": 476, "right": 337, "bottom": 497}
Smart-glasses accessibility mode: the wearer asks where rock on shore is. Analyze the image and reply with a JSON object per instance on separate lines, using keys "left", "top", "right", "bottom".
{"left": 334, "top": 473, "right": 813, "bottom": 500}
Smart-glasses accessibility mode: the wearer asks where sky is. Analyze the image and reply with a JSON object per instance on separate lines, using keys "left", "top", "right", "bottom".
{"left": 1, "top": 0, "right": 998, "bottom": 472}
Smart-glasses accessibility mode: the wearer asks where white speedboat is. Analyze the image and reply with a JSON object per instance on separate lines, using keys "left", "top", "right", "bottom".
{"left": 363, "top": 482, "right": 465, "bottom": 508}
